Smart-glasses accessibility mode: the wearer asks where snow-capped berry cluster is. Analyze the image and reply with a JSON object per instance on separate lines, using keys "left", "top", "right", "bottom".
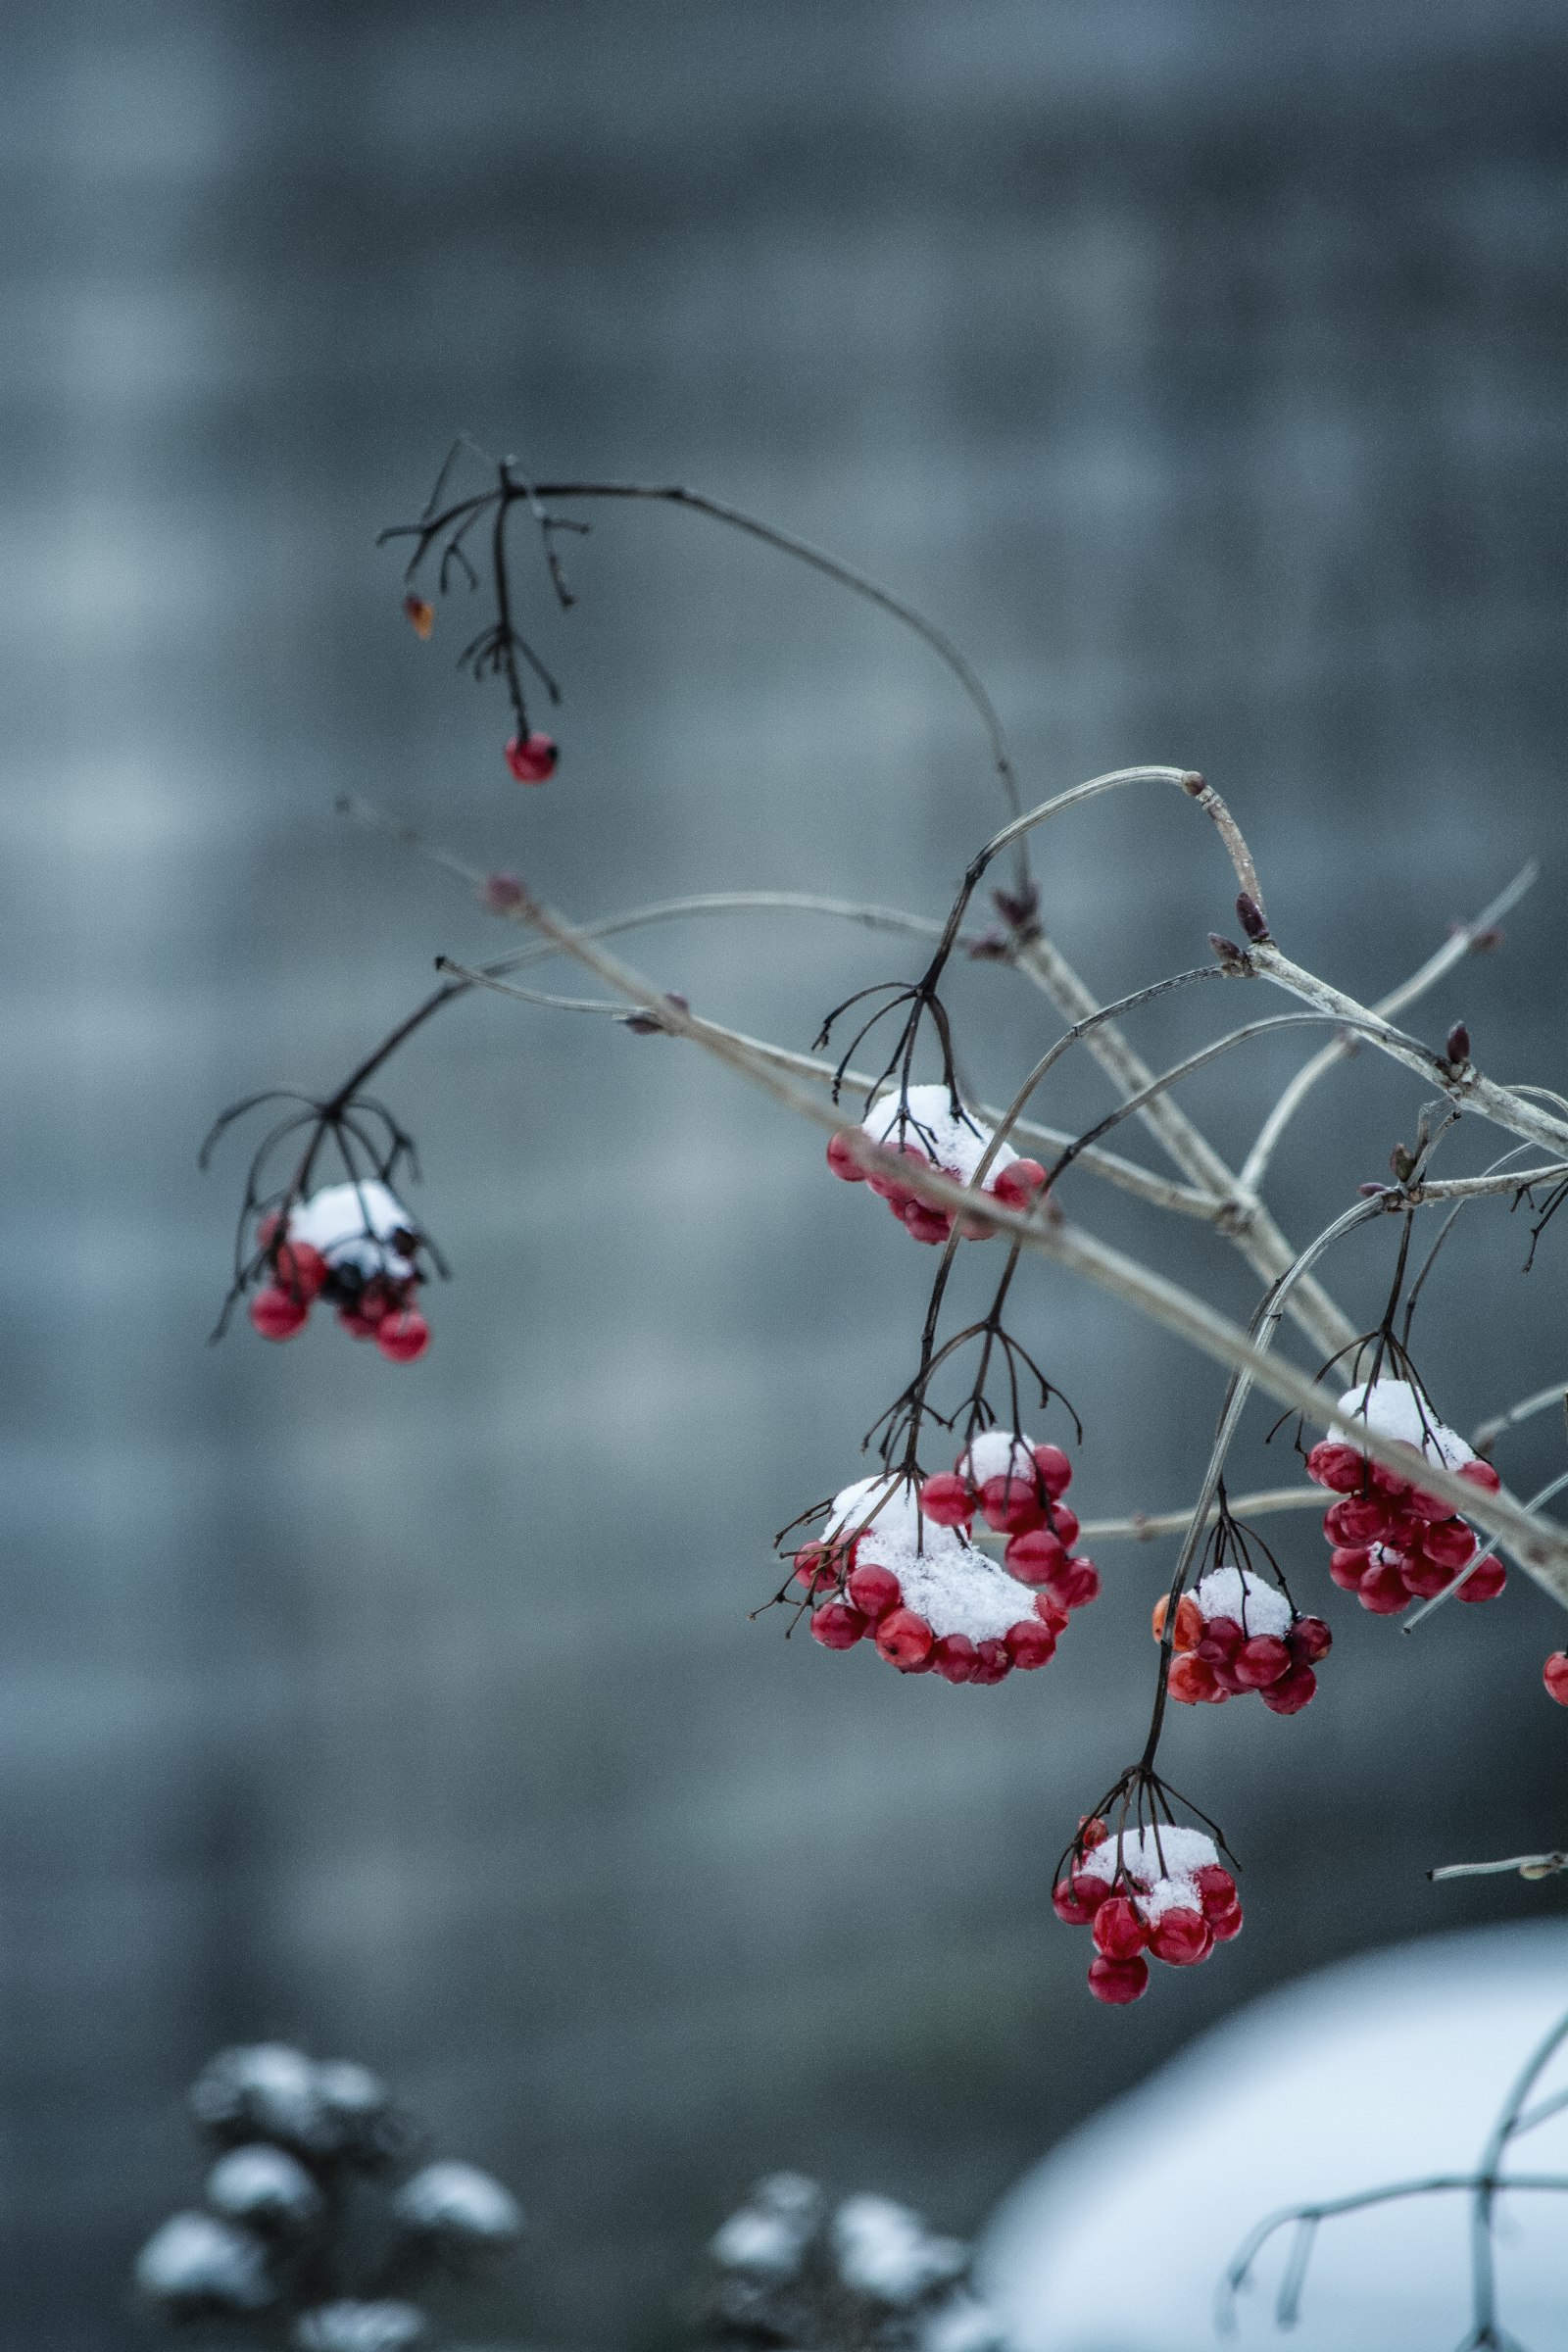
{"left": 1153, "top": 1568, "right": 1330, "bottom": 1714}
{"left": 1306, "top": 1379, "right": 1504, "bottom": 1615}
{"left": 793, "top": 1476, "right": 1074, "bottom": 1684}
{"left": 920, "top": 1429, "right": 1102, "bottom": 1614}
{"left": 827, "top": 1085, "right": 1047, "bottom": 1246}
{"left": 248, "top": 1181, "right": 431, "bottom": 1363}
{"left": 1053, "top": 1821, "right": 1242, "bottom": 2005}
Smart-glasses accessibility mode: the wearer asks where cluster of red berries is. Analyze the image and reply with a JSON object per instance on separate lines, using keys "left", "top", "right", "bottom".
{"left": 504, "top": 732, "right": 558, "bottom": 784}
{"left": 1153, "top": 1568, "right": 1329, "bottom": 1714}
{"left": 1053, "top": 1820, "right": 1242, "bottom": 2004}
{"left": 1307, "top": 1380, "right": 1503, "bottom": 1615}
{"left": 793, "top": 1476, "right": 1073, "bottom": 1684}
{"left": 919, "top": 1430, "right": 1101, "bottom": 1614}
{"left": 827, "top": 1086, "right": 1047, "bottom": 1246}
{"left": 248, "top": 1181, "right": 430, "bottom": 1364}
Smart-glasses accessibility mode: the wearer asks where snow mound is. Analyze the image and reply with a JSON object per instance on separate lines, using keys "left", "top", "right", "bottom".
{"left": 826, "top": 1478, "right": 1038, "bottom": 1642}
{"left": 1193, "top": 1565, "right": 1292, "bottom": 1639}
{"left": 862, "top": 1086, "right": 1018, "bottom": 1185}
{"left": 392, "top": 2159, "right": 522, "bottom": 2247}
{"left": 1336, "top": 1378, "right": 1475, "bottom": 1472}
{"left": 832, "top": 2192, "right": 968, "bottom": 2304}
{"left": 134, "top": 2212, "right": 273, "bottom": 2312}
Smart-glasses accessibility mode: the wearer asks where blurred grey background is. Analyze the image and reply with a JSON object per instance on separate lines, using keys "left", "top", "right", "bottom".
{"left": 4, "top": 2, "right": 1568, "bottom": 2345}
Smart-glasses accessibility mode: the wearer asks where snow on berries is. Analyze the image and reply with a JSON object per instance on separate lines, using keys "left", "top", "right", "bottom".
{"left": 1153, "top": 1567, "right": 1330, "bottom": 1715}
{"left": 789, "top": 1474, "right": 1074, "bottom": 1683}
{"left": 826, "top": 1084, "right": 1046, "bottom": 1246}
{"left": 920, "top": 1428, "right": 1101, "bottom": 1615}
{"left": 1053, "top": 1821, "right": 1242, "bottom": 2005}
{"left": 247, "top": 1181, "right": 431, "bottom": 1364}
{"left": 1306, "top": 1379, "right": 1504, "bottom": 1615}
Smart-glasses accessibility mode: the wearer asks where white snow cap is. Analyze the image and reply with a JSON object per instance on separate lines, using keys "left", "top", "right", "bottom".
{"left": 1336, "top": 1379, "right": 1475, "bottom": 1473}
{"left": 392, "top": 2160, "right": 522, "bottom": 2247}
{"left": 190, "top": 2043, "right": 321, "bottom": 2148}
{"left": 862, "top": 1086, "right": 1018, "bottom": 1185}
{"left": 287, "top": 1181, "right": 418, "bottom": 1279}
{"left": 1193, "top": 1566, "right": 1291, "bottom": 1640}
{"left": 710, "top": 2174, "right": 821, "bottom": 2278}
{"left": 833, "top": 2193, "right": 967, "bottom": 2305}
{"left": 207, "top": 2144, "right": 321, "bottom": 2230}
{"left": 292, "top": 2304, "right": 425, "bottom": 2352}
{"left": 825, "top": 1478, "right": 1037, "bottom": 1642}
{"left": 1078, "top": 1825, "right": 1221, "bottom": 1926}
{"left": 135, "top": 2213, "right": 273, "bottom": 2311}
{"left": 957, "top": 1430, "right": 1036, "bottom": 1487}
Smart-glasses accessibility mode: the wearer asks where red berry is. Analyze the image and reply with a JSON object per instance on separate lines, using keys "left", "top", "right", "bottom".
{"left": 971, "top": 1638, "right": 1011, "bottom": 1685}
{"left": 919, "top": 1473, "right": 972, "bottom": 1528}
{"left": 902, "top": 1204, "right": 954, "bottom": 1246}
{"left": 1148, "top": 1907, "right": 1212, "bottom": 1966}
{"left": 1195, "top": 1613, "right": 1243, "bottom": 1662}
{"left": 933, "top": 1634, "right": 980, "bottom": 1684}
{"left": 504, "top": 731, "right": 558, "bottom": 783}
{"left": 1207, "top": 1901, "right": 1244, "bottom": 1941}
{"left": 1087, "top": 1953, "right": 1149, "bottom": 2005}
{"left": 1152, "top": 1592, "right": 1205, "bottom": 1651}
{"left": 810, "top": 1602, "right": 867, "bottom": 1651}
{"left": 1052, "top": 1871, "right": 1105, "bottom": 1925}
{"left": 1194, "top": 1864, "right": 1237, "bottom": 1919}
{"left": 980, "top": 1475, "right": 1047, "bottom": 1535}
{"left": 1168, "top": 1653, "right": 1220, "bottom": 1705}
{"left": 1400, "top": 1558, "right": 1454, "bottom": 1599}
{"left": 376, "top": 1309, "right": 429, "bottom": 1364}
{"left": 1050, "top": 1556, "right": 1102, "bottom": 1611}
{"left": 990, "top": 1157, "right": 1048, "bottom": 1210}
{"left": 1459, "top": 1458, "right": 1502, "bottom": 1494}
{"left": 1419, "top": 1517, "right": 1478, "bottom": 1570}
{"left": 1031, "top": 1444, "right": 1073, "bottom": 1498}
{"left": 846, "top": 1562, "right": 901, "bottom": 1621}
{"left": 1092, "top": 1895, "right": 1148, "bottom": 1961}
{"left": 1232, "top": 1635, "right": 1292, "bottom": 1690}
{"left": 1290, "top": 1615, "right": 1333, "bottom": 1664}
{"left": 1329, "top": 1544, "right": 1370, "bottom": 1591}
{"left": 793, "top": 1543, "right": 841, "bottom": 1595}
{"left": 1306, "top": 1441, "right": 1363, "bottom": 1493}
{"left": 1034, "top": 1593, "right": 1070, "bottom": 1634}
{"left": 1079, "top": 1814, "right": 1109, "bottom": 1848}
{"left": 272, "top": 1240, "right": 327, "bottom": 1301}
{"left": 1325, "top": 1494, "right": 1388, "bottom": 1546}
{"left": 1458, "top": 1553, "right": 1505, "bottom": 1603}
{"left": 1358, "top": 1560, "right": 1410, "bottom": 1614}
{"left": 1004, "top": 1617, "right": 1057, "bottom": 1669}
{"left": 250, "top": 1286, "right": 309, "bottom": 1342}
{"left": 1544, "top": 1653, "right": 1568, "bottom": 1706}
{"left": 875, "top": 1608, "right": 934, "bottom": 1671}
{"left": 1004, "top": 1527, "right": 1068, "bottom": 1587}
{"left": 1260, "top": 1662, "right": 1317, "bottom": 1715}
{"left": 826, "top": 1132, "right": 866, "bottom": 1184}
{"left": 1045, "top": 1501, "right": 1080, "bottom": 1549}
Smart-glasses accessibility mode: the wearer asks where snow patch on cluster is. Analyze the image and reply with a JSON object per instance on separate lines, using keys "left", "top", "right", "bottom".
{"left": 1192, "top": 1566, "right": 1292, "bottom": 1640}
{"left": 1337, "top": 1378, "right": 1475, "bottom": 1471}
{"left": 1078, "top": 1826, "right": 1220, "bottom": 1925}
{"left": 828, "top": 1479, "right": 1037, "bottom": 1642}
{"left": 862, "top": 1086, "right": 1017, "bottom": 1185}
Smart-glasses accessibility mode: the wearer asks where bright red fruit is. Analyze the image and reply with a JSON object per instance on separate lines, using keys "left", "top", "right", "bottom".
{"left": 1544, "top": 1653, "right": 1568, "bottom": 1706}
{"left": 1092, "top": 1896, "right": 1148, "bottom": 1961}
{"left": 1420, "top": 1518, "right": 1479, "bottom": 1569}
{"left": 979, "top": 1475, "right": 1046, "bottom": 1535}
{"left": 875, "top": 1608, "right": 934, "bottom": 1671}
{"left": 1087, "top": 1954, "right": 1149, "bottom": 2005}
{"left": 1051, "top": 1557, "right": 1101, "bottom": 1610}
{"left": 1358, "top": 1560, "right": 1410, "bottom": 1614}
{"left": 376, "top": 1310, "right": 429, "bottom": 1363}
{"left": 1004, "top": 1527, "right": 1069, "bottom": 1586}
{"left": 1290, "top": 1616, "right": 1333, "bottom": 1663}
{"left": 1306, "top": 1442, "right": 1363, "bottom": 1492}
{"left": 903, "top": 1205, "right": 953, "bottom": 1245}
{"left": 810, "top": 1603, "right": 867, "bottom": 1650}
{"left": 990, "top": 1157, "right": 1048, "bottom": 1210}
{"left": 1195, "top": 1614, "right": 1243, "bottom": 1662}
{"left": 1149, "top": 1907, "right": 1212, "bottom": 1966}
{"left": 1004, "top": 1618, "right": 1056, "bottom": 1669}
{"left": 1329, "top": 1545, "right": 1370, "bottom": 1590}
{"left": 1260, "top": 1662, "right": 1317, "bottom": 1715}
{"left": 793, "top": 1544, "right": 841, "bottom": 1595}
{"left": 826, "top": 1132, "right": 866, "bottom": 1183}
{"left": 1232, "top": 1636, "right": 1292, "bottom": 1690}
{"left": 1207, "top": 1902, "right": 1244, "bottom": 1941}
{"left": 933, "top": 1634, "right": 979, "bottom": 1684}
{"left": 250, "top": 1287, "right": 309, "bottom": 1342}
{"left": 504, "top": 731, "right": 558, "bottom": 783}
{"left": 1459, "top": 1458, "right": 1502, "bottom": 1494}
{"left": 272, "top": 1241, "right": 327, "bottom": 1301}
{"left": 846, "top": 1562, "right": 901, "bottom": 1621}
{"left": 918, "top": 1473, "right": 972, "bottom": 1527}
{"left": 1168, "top": 1653, "right": 1219, "bottom": 1705}
{"left": 1031, "top": 1443, "right": 1074, "bottom": 1497}
{"left": 971, "top": 1639, "right": 1011, "bottom": 1685}
{"left": 1458, "top": 1554, "right": 1506, "bottom": 1603}
{"left": 1326, "top": 1494, "right": 1388, "bottom": 1546}
{"left": 1194, "top": 1864, "right": 1237, "bottom": 1919}
{"left": 1052, "top": 1873, "right": 1106, "bottom": 1925}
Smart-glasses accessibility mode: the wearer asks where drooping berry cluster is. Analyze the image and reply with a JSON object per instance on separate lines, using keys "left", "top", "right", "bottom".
{"left": 1307, "top": 1379, "right": 1503, "bottom": 1615}
{"left": 827, "top": 1086, "right": 1047, "bottom": 1246}
{"left": 920, "top": 1429, "right": 1101, "bottom": 1613}
{"left": 791, "top": 1475, "right": 1074, "bottom": 1683}
{"left": 248, "top": 1181, "right": 431, "bottom": 1363}
{"left": 1154, "top": 1567, "right": 1330, "bottom": 1714}
{"left": 1053, "top": 1820, "right": 1242, "bottom": 2004}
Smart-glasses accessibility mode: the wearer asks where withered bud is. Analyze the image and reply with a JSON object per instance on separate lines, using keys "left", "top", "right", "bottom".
{"left": 991, "top": 883, "right": 1041, "bottom": 933}
{"left": 1446, "top": 1020, "right": 1471, "bottom": 1065}
{"left": 622, "top": 992, "right": 690, "bottom": 1036}
{"left": 1180, "top": 772, "right": 1207, "bottom": 798}
{"left": 478, "top": 872, "right": 525, "bottom": 913}
{"left": 1358, "top": 1182, "right": 1391, "bottom": 1198}
{"left": 403, "top": 595, "right": 435, "bottom": 640}
{"left": 1390, "top": 1144, "right": 1415, "bottom": 1183}
{"left": 1468, "top": 925, "right": 1503, "bottom": 955}
{"left": 1235, "top": 891, "right": 1270, "bottom": 943}
{"left": 1208, "top": 933, "right": 1246, "bottom": 968}
{"left": 966, "top": 929, "right": 1011, "bottom": 962}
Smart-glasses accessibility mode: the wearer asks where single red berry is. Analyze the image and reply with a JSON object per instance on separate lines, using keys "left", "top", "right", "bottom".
{"left": 847, "top": 1562, "right": 901, "bottom": 1621}
{"left": 1458, "top": 1553, "right": 1506, "bottom": 1603}
{"left": 272, "top": 1240, "right": 327, "bottom": 1301}
{"left": 1306, "top": 1441, "right": 1363, "bottom": 1493}
{"left": 1232, "top": 1635, "right": 1292, "bottom": 1690}
{"left": 1168, "top": 1653, "right": 1220, "bottom": 1705}
{"left": 933, "top": 1633, "right": 980, "bottom": 1684}
{"left": 1400, "top": 1558, "right": 1453, "bottom": 1599}
{"left": 1325, "top": 1494, "right": 1389, "bottom": 1546}
{"left": 1050, "top": 1556, "right": 1101, "bottom": 1611}
{"left": 971, "top": 1638, "right": 1011, "bottom": 1685}
{"left": 1004, "top": 1616, "right": 1057, "bottom": 1669}
{"left": 1358, "top": 1560, "right": 1410, "bottom": 1614}
{"left": 505, "top": 731, "right": 559, "bottom": 783}
{"left": 1329, "top": 1544, "right": 1371, "bottom": 1591}
{"left": 1544, "top": 1652, "right": 1568, "bottom": 1706}
{"left": 1459, "top": 1458, "right": 1502, "bottom": 1494}
{"left": 918, "top": 1472, "right": 973, "bottom": 1528}
{"left": 1087, "top": 1953, "right": 1149, "bottom": 2005}
{"left": 875, "top": 1608, "right": 935, "bottom": 1671}
{"left": 1405, "top": 1482, "right": 1454, "bottom": 1523}
{"left": 1152, "top": 1592, "right": 1204, "bottom": 1651}
{"left": 1045, "top": 1500, "right": 1081, "bottom": 1549}
{"left": 903, "top": 1204, "right": 954, "bottom": 1246}
{"left": 1260, "top": 1661, "right": 1317, "bottom": 1715}
{"left": 1369, "top": 1449, "right": 1418, "bottom": 1496}
{"left": 990, "top": 1157, "right": 1048, "bottom": 1210}
{"left": 1052, "top": 1871, "right": 1105, "bottom": 1925}
{"left": 250, "top": 1286, "right": 309, "bottom": 1342}
{"left": 1193, "top": 1864, "right": 1237, "bottom": 1917}
{"left": 1035, "top": 1592, "right": 1070, "bottom": 1634}
{"left": 1031, "top": 1443, "right": 1073, "bottom": 1498}
{"left": 1004, "top": 1527, "right": 1069, "bottom": 1587}
{"left": 1149, "top": 1907, "right": 1212, "bottom": 1966}
{"left": 1290, "top": 1615, "right": 1333, "bottom": 1664}
{"left": 980, "top": 1475, "right": 1047, "bottom": 1536}
{"left": 1079, "top": 1814, "right": 1109, "bottom": 1848}
{"left": 1195, "top": 1613, "right": 1243, "bottom": 1661}
{"left": 1207, "top": 1901, "right": 1244, "bottom": 1941}
{"left": 792, "top": 1543, "right": 840, "bottom": 1595}
{"left": 1418, "top": 1517, "right": 1478, "bottom": 1570}
{"left": 810, "top": 1602, "right": 867, "bottom": 1651}
{"left": 1092, "top": 1895, "right": 1148, "bottom": 1961}
{"left": 376, "top": 1309, "right": 430, "bottom": 1363}
{"left": 826, "top": 1132, "right": 866, "bottom": 1184}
